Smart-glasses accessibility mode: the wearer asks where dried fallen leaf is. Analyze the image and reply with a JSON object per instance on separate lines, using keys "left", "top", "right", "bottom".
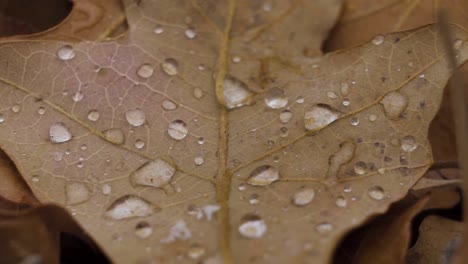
{"left": 0, "top": 1, "right": 466, "bottom": 263}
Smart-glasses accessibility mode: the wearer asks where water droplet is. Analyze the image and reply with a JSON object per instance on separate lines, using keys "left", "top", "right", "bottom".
{"left": 193, "top": 156, "right": 204, "bottom": 166}
{"left": 134, "top": 139, "right": 145, "bottom": 149}
{"left": 11, "top": 104, "right": 21, "bottom": 113}
{"left": 238, "top": 183, "right": 246, "bottom": 191}
{"left": 401, "top": 135, "right": 417, "bottom": 152}
{"left": 293, "top": 188, "right": 315, "bottom": 206}
{"left": 238, "top": 215, "right": 267, "bottom": 239}
{"left": 380, "top": 91, "right": 409, "bottom": 119}
{"left": 247, "top": 165, "right": 280, "bottom": 186}
{"left": 353, "top": 161, "right": 367, "bottom": 175}
{"left": 327, "top": 91, "right": 339, "bottom": 99}
{"left": 31, "top": 175, "right": 39, "bottom": 182}
{"left": 161, "top": 58, "right": 179, "bottom": 76}
{"left": 197, "top": 137, "right": 205, "bottom": 145}
{"left": 66, "top": 182, "right": 90, "bottom": 205}
{"left": 130, "top": 159, "right": 176, "bottom": 188}
{"left": 265, "top": 87, "right": 288, "bottom": 109}
{"left": 126, "top": 109, "right": 146, "bottom": 127}
{"left": 202, "top": 204, "right": 220, "bottom": 220}
{"left": 279, "top": 127, "right": 288, "bottom": 137}
{"left": 372, "top": 35, "right": 384, "bottom": 45}
{"left": 168, "top": 120, "right": 188, "bottom": 140}
{"left": 232, "top": 56, "right": 242, "bottom": 63}
{"left": 154, "top": 25, "right": 164, "bottom": 34}
{"left": 87, "top": 110, "right": 100, "bottom": 121}
{"left": 188, "top": 244, "right": 206, "bottom": 259}
{"left": 76, "top": 161, "right": 84, "bottom": 168}
{"left": 335, "top": 196, "right": 347, "bottom": 208}
{"left": 368, "top": 186, "right": 385, "bottom": 200}
{"left": 135, "top": 221, "right": 153, "bottom": 239}
{"left": 72, "top": 92, "right": 84, "bottom": 102}
{"left": 137, "top": 63, "right": 154, "bottom": 78}
{"left": 193, "top": 87, "right": 203, "bottom": 99}
{"left": 185, "top": 28, "right": 196, "bottom": 39}
{"left": 105, "top": 195, "right": 159, "bottom": 220}
{"left": 161, "top": 220, "right": 192, "bottom": 243}
{"left": 49, "top": 123, "right": 72, "bottom": 143}
{"left": 103, "top": 128, "right": 125, "bottom": 144}
{"left": 248, "top": 194, "right": 259, "bottom": 205}
{"left": 328, "top": 142, "right": 356, "bottom": 178}
{"left": 37, "top": 107, "right": 46, "bottom": 115}
{"left": 368, "top": 114, "right": 377, "bottom": 122}
{"left": 342, "top": 99, "right": 350, "bottom": 107}
{"left": 223, "top": 76, "right": 254, "bottom": 109}
{"left": 161, "top": 99, "right": 177, "bottom": 111}
{"left": 279, "top": 110, "right": 293, "bottom": 124}
{"left": 57, "top": 45, "right": 75, "bottom": 60}
{"left": 102, "top": 184, "right": 112, "bottom": 195}
{"left": 0, "top": 114, "right": 5, "bottom": 123}
{"left": 315, "top": 222, "right": 333, "bottom": 234}
{"left": 304, "top": 105, "right": 340, "bottom": 131}
{"left": 296, "top": 96, "right": 305, "bottom": 104}
{"left": 350, "top": 117, "right": 360, "bottom": 126}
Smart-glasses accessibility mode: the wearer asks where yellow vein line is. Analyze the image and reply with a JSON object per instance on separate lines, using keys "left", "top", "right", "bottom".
{"left": 0, "top": 77, "right": 213, "bottom": 183}
{"left": 233, "top": 56, "right": 442, "bottom": 173}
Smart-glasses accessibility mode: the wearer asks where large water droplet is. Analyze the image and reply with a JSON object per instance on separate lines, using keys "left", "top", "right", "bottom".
{"left": 66, "top": 182, "right": 90, "bottom": 205}
{"left": 223, "top": 76, "right": 254, "bottom": 109}
{"left": 105, "top": 195, "right": 159, "bottom": 220}
{"left": 247, "top": 165, "right": 279, "bottom": 186}
{"left": 87, "top": 110, "right": 100, "bottom": 121}
{"left": 161, "top": 220, "right": 192, "bottom": 243}
{"left": 161, "top": 58, "right": 179, "bottom": 76}
{"left": 137, "top": 63, "right": 154, "bottom": 78}
{"left": 279, "top": 110, "right": 293, "bottom": 124}
{"left": 353, "top": 161, "right": 367, "bottom": 175}
{"left": 168, "top": 120, "right": 188, "bottom": 140}
{"left": 188, "top": 244, "right": 206, "bottom": 259}
{"left": 401, "top": 135, "right": 417, "bottom": 152}
{"left": 304, "top": 105, "right": 340, "bottom": 131}
{"left": 134, "top": 221, "right": 153, "bottom": 239}
{"left": 238, "top": 215, "right": 267, "bottom": 239}
{"left": 265, "top": 87, "right": 288, "bottom": 109}
{"left": 368, "top": 186, "right": 385, "bottom": 200}
{"left": 103, "top": 128, "right": 125, "bottom": 144}
{"left": 126, "top": 109, "right": 146, "bottom": 127}
{"left": 49, "top": 123, "right": 72, "bottom": 143}
{"left": 57, "top": 45, "right": 76, "bottom": 60}
{"left": 130, "top": 159, "right": 176, "bottom": 188}
{"left": 380, "top": 91, "right": 409, "bottom": 119}
{"left": 293, "top": 188, "right": 315, "bottom": 206}
{"left": 162, "top": 99, "right": 177, "bottom": 111}
{"left": 372, "top": 35, "right": 385, "bottom": 45}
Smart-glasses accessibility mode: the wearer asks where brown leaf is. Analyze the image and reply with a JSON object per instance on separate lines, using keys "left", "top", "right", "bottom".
{"left": 0, "top": 1, "right": 466, "bottom": 263}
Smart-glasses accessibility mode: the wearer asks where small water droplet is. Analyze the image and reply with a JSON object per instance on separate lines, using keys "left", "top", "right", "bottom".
{"left": 103, "top": 128, "right": 125, "bottom": 144}
{"left": 327, "top": 91, "right": 339, "bottom": 99}
{"left": 168, "top": 120, "right": 188, "bottom": 140}
{"left": 87, "top": 110, "right": 100, "bottom": 121}
{"left": 0, "top": 114, "right": 5, "bottom": 123}
{"left": 161, "top": 58, "right": 179, "bottom": 76}
{"left": 154, "top": 25, "right": 164, "bottom": 34}
{"left": 248, "top": 194, "right": 259, "bottom": 205}
{"left": 193, "top": 87, "right": 203, "bottom": 99}
{"left": 135, "top": 221, "right": 153, "bottom": 239}
{"left": 105, "top": 195, "right": 159, "bottom": 220}
{"left": 11, "top": 104, "right": 21, "bottom": 113}
{"left": 130, "top": 159, "right": 175, "bottom": 188}
{"left": 342, "top": 99, "right": 350, "bottom": 107}
{"left": 66, "top": 182, "right": 90, "bottom": 205}
{"left": 31, "top": 175, "right": 40, "bottom": 182}
{"left": 293, "top": 188, "right": 315, "bottom": 206}
{"left": 265, "top": 87, "right": 288, "bottom": 109}
{"left": 296, "top": 96, "right": 304, "bottom": 104}
{"left": 194, "top": 156, "right": 204, "bottom": 166}
{"left": 238, "top": 215, "right": 267, "bottom": 239}
{"left": 102, "top": 184, "right": 112, "bottom": 195}
{"left": 247, "top": 165, "right": 280, "bottom": 186}
{"left": 223, "top": 76, "right": 254, "bottom": 109}
{"left": 350, "top": 117, "right": 360, "bottom": 126}
{"left": 401, "top": 135, "right": 417, "bottom": 152}
{"left": 408, "top": 61, "right": 414, "bottom": 67}
{"left": 76, "top": 161, "right": 84, "bottom": 168}
{"left": 368, "top": 186, "right": 385, "bottom": 200}
{"left": 315, "top": 222, "right": 333, "bottom": 234}
{"left": 380, "top": 91, "right": 409, "bottom": 119}
{"left": 279, "top": 110, "right": 293, "bottom": 124}
{"left": 57, "top": 45, "right": 76, "bottom": 60}
{"left": 185, "top": 27, "right": 196, "bottom": 39}
{"left": 161, "top": 220, "right": 192, "bottom": 243}
{"left": 72, "top": 91, "right": 84, "bottom": 102}
{"left": 335, "top": 196, "right": 347, "bottom": 208}
{"left": 137, "top": 63, "right": 154, "bottom": 78}
{"left": 279, "top": 127, "right": 289, "bottom": 137}
{"left": 188, "top": 244, "right": 206, "bottom": 259}
{"left": 134, "top": 139, "right": 145, "bottom": 149}
{"left": 197, "top": 137, "right": 205, "bottom": 145}
{"left": 304, "top": 105, "right": 340, "bottom": 131}
{"left": 368, "top": 114, "right": 377, "bottom": 122}
{"left": 353, "top": 161, "right": 367, "bottom": 175}
{"left": 37, "top": 107, "right": 46, "bottom": 115}
{"left": 161, "top": 99, "right": 177, "bottom": 111}
{"left": 126, "top": 109, "right": 146, "bottom": 127}
{"left": 372, "top": 35, "right": 385, "bottom": 45}
{"left": 232, "top": 56, "right": 242, "bottom": 63}
{"left": 49, "top": 123, "right": 72, "bottom": 143}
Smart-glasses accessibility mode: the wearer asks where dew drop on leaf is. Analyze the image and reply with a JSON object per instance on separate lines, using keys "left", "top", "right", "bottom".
{"left": 342, "top": 99, "right": 350, "bottom": 107}
{"left": 304, "top": 104, "right": 340, "bottom": 131}
{"left": 296, "top": 96, "right": 305, "bottom": 104}
{"left": 248, "top": 194, "right": 259, "bottom": 205}
{"left": 130, "top": 158, "right": 176, "bottom": 188}
{"left": 265, "top": 87, "right": 288, "bottom": 109}
{"left": 161, "top": 58, "right": 179, "bottom": 76}
{"left": 137, "top": 63, "right": 154, "bottom": 78}
{"left": 87, "top": 110, "right": 100, "bottom": 121}
{"left": 31, "top": 175, "right": 39, "bottom": 182}
{"left": 279, "top": 127, "right": 289, "bottom": 137}
{"left": 126, "top": 109, "right": 146, "bottom": 127}
{"left": 49, "top": 122, "right": 72, "bottom": 143}
{"left": 161, "top": 220, "right": 192, "bottom": 243}
{"left": 223, "top": 76, "right": 254, "bottom": 109}
{"left": 193, "top": 87, "right": 203, "bottom": 99}
{"left": 134, "top": 221, "right": 153, "bottom": 239}
{"left": 368, "top": 186, "right": 385, "bottom": 200}
{"left": 11, "top": 104, "right": 21, "bottom": 113}
{"left": 335, "top": 196, "right": 347, "bottom": 208}
{"left": 185, "top": 28, "right": 196, "bottom": 39}
{"left": 72, "top": 91, "right": 84, "bottom": 102}
{"left": 102, "top": 184, "right": 112, "bottom": 195}
{"left": 279, "top": 109, "right": 293, "bottom": 124}
{"left": 353, "top": 161, "right": 367, "bottom": 175}
{"left": 153, "top": 25, "right": 164, "bottom": 34}
{"left": 197, "top": 137, "right": 205, "bottom": 145}
{"left": 57, "top": 45, "right": 76, "bottom": 60}
{"left": 327, "top": 91, "right": 339, "bottom": 99}
{"left": 401, "top": 135, "right": 417, "bottom": 152}
{"left": 194, "top": 156, "right": 204, "bottom": 166}
{"left": 66, "top": 182, "right": 90, "bottom": 205}
{"left": 238, "top": 183, "right": 246, "bottom": 191}
{"left": 168, "top": 120, "right": 188, "bottom": 140}
{"left": 161, "top": 99, "right": 177, "bottom": 111}
{"left": 134, "top": 139, "right": 145, "bottom": 149}
{"left": 37, "top": 107, "right": 46, "bottom": 115}
{"left": 350, "top": 117, "right": 360, "bottom": 126}
{"left": 238, "top": 215, "right": 267, "bottom": 239}
{"left": 103, "top": 128, "right": 125, "bottom": 144}
{"left": 368, "top": 114, "right": 377, "bottom": 122}
{"left": 105, "top": 195, "right": 158, "bottom": 220}
{"left": 0, "top": 114, "right": 5, "bottom": 123}
{"left": 202, "top": 204, "right": 220, "bottom": 220}
{"left": 188, "top": 244, "right": 206, "bottom": 259}
{"left": 372, "top": 35, "right": 385, "bottom": 45}
{"left": 292, "top": 188, "right": 315, "bottom": 206}
{"left": 247, "top": 165, "right": 280, "bottom": 186}
{"left": 327, "top": 141, "right": 356, "bottom": 178}
{"left": 380, "top": 91, "right": 409, "bottom": 119}
{"left": 315, "top": 222, "right": 333, "bottom": 234}
{"left": 232, "top": 56, "right": 241, "bottom": 63}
